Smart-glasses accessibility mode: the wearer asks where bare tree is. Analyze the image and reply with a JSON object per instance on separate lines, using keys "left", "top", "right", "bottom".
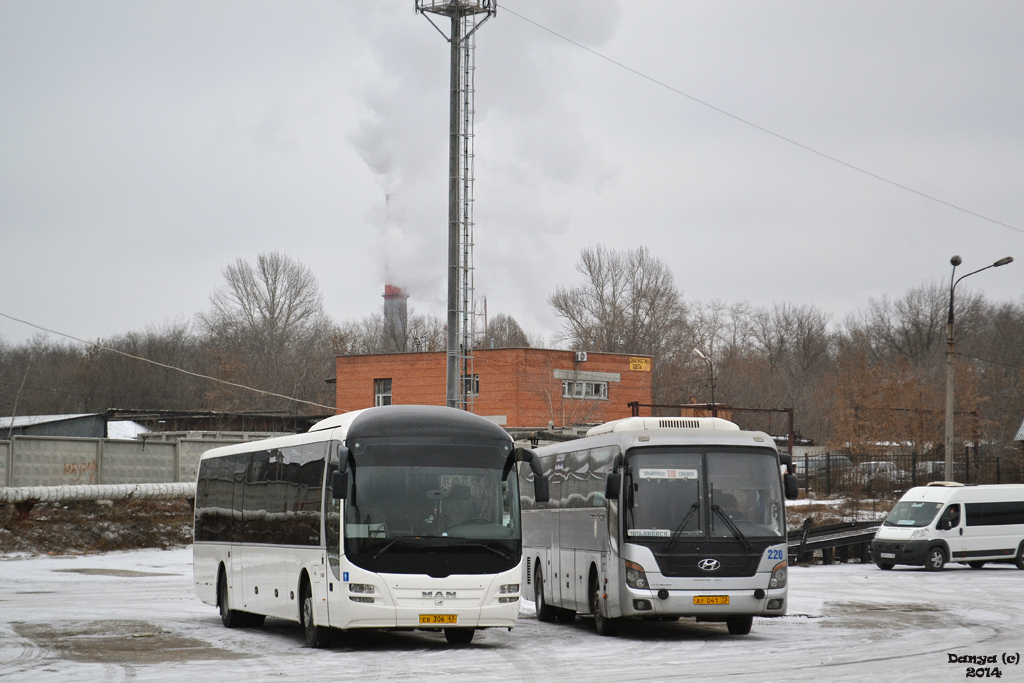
{"left": 482, "top": 313, "right": 530, "bottom": 348}
{"left": 200, "top": 253, "right": 335, "bottom": 412}
{"left": 549, "top": 245, "right": 688, "bottom": 401}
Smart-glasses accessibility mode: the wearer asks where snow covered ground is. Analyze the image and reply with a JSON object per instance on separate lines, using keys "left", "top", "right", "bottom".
{"left": 1, "top": 547, "right": 1021, "bottom": 682}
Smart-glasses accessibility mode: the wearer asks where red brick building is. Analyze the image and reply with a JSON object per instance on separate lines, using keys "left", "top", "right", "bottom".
{"left": 334, "top": 348, "right": 653, "bottom": 428}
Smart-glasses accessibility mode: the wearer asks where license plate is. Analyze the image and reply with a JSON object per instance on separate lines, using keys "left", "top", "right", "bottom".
{"left": 419, "top": 614, "right": 458, "bottom": 625}
{"left": 880, "top": 553, "right": 896, "bottom": 559}
{"left": 693, "top": 595, "right": 729, "bottom": 606}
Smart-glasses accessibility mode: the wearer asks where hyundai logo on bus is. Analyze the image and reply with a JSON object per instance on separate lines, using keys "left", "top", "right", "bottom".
{"left": 698, "top": 559, "right": 721, "bottom": 572}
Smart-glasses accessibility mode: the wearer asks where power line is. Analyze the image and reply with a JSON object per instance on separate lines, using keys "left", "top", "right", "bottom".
{"left": 502, "top": 6, "right": 1024, "bottom": 236}
{"left": 0, "top": 312, "right": 335, "bottom": 412}
{"left": 956, "top": 351, "right": 1024, "bottom": 371}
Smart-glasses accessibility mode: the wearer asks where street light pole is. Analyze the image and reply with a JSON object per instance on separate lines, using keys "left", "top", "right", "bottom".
{"left": 692, "top": 348, "right": 716, "bottom": 417}
{"left": 944, "top": 255, "right": 1014, "bottom": 481}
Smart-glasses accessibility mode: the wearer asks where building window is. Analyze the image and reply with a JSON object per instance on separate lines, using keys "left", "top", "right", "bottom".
{"left": 463, "top": 374, "right": 480, "bottom": 397}
{"left": 562, "top": 380, "right": 608, "bottom": 400}
{"left": 374, "top": 378, "right": 392, "bottom": 406}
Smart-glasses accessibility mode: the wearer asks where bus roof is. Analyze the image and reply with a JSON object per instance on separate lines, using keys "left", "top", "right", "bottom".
{"left": 586, "top": 416, "right": 741, "bottom": 437}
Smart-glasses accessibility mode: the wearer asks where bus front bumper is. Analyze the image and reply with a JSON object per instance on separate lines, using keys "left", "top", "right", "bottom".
{"left": 620, "top": 587, "right": 787, "bottom": 618}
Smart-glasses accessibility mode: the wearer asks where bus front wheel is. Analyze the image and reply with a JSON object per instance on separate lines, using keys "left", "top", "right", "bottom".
{"left": 535, "top": 568, "right": 557, "bottom": 623}
{"left": 727, "top": 616, "right": 753, "bottom": 635}
{"left": 444, "top": 628, "right": 474, "bottom": 645}
{"left": 301, "top": 580, "right": 332, "bottom": 648}
{"left": 589, "top": 573, "right": 618, "bottom": 636}
{"left": 218, "top": 570, "right": 244, "bottom": 629}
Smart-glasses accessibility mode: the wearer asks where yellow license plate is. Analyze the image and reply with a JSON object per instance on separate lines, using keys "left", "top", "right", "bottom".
{"left": 419, "top": 614, "right": 458, "bottom": 625}
{"left": 693, "top": 595, "right": 729, "bottom": 606}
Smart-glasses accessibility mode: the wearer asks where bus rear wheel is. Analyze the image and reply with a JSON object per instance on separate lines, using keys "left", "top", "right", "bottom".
{"left": 968, "top": 561, "right": 986, "bottom": 569}
{"left": 876, "top": 562, "right": 895, "bottom": 571}
{"left": 1015, "top": 544, "right": 1024, "bottom": 570}
{"left": 444, "top": 628, "right": 475, "bottom": 645}
{"left": 727, "top": 616, "right": 753, "bottom": 635}
{"left": 301, "top": 580, "right": 332, "bottom": 648}
{"left": 535, "top": 568, "right": 557, "bottom": 623}
{"left": 218, "top": 571, "right": 244, "bottom": 629}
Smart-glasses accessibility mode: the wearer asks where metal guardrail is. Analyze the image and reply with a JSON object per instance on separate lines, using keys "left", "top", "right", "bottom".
{"left": 788, "top": 519, "right": 880, "bottom": 564}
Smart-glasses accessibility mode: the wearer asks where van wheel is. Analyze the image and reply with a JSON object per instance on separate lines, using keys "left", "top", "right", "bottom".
{"left": 968, "top": 561, "right": 986, "bottom": 569}
{"left": 1014, "top": 544, "right": 1024, "bottom": 570}
{"left": 876, "top": 562, "right": 894, "bottom": 571}
{"left": 727, "top": 616, "right": 753, "bottom": 635}
{"left": 924, "top": 547, "right": 946, "bottom": 572}
{"left": 535, "top": 568, "right": 557, "bottom": 623}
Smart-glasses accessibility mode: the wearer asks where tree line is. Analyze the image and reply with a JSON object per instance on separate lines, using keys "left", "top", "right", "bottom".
{"left": 2, "top": 248, "right": 1022, "bottom": 460}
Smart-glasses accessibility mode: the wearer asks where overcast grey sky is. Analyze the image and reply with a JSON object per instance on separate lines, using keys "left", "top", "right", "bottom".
{"left": 2, "top": 1, "right": 1022, "bottom": 347}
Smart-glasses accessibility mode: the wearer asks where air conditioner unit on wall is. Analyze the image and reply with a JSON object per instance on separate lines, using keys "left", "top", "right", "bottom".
{"left": 575, "top": 351, "right": 587, "bottom": 363}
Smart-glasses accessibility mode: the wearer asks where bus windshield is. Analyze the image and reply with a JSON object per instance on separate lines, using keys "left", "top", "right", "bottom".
{"left": 343, "top": 438, "right": 520, "bottom": 576}
{"left": 626, "top": 447, "right": 784, "bottom": 542}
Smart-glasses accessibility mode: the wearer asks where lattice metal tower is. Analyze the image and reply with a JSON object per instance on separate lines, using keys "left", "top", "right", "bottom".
{"left": 416, "top": 0, "right": 496, "bottom": 411}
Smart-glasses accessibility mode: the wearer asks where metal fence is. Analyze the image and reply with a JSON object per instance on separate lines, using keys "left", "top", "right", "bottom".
{"left": 797, "top": 452, "right": 1024, "bottom": 498}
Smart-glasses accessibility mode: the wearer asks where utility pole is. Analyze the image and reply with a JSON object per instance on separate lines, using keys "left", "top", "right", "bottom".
{"left": 416, "top": 1, "right": 496, "bottom": 410}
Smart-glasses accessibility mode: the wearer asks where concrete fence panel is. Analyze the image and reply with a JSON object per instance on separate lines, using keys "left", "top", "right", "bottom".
{"left": 102, "top": 439, "right": 177, "bottom": 485}
{"left": 12, "top": 437, "right": 100, "bottom": 487}
{"left": 0, "top": 441, "right": 9, "bottom": 488}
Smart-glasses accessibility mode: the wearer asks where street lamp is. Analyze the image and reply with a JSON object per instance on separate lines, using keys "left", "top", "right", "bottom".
{"left": 691, "top": 348, "right": 716, "bottom": 417}
{"left": 945, "top": 255, "right": 1014, "bottom": 481}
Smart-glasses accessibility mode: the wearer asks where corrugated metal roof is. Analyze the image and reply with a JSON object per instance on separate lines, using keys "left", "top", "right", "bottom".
{"left": 0, "top": 414, "right": 99, "bottom": 429}
{"left": 1015, "top": 417, "right": 1024, "bottom": 442}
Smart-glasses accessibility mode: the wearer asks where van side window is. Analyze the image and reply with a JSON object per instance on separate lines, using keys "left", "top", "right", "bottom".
{"left": 940, "top": 504, "right": 961, "bottom": 528}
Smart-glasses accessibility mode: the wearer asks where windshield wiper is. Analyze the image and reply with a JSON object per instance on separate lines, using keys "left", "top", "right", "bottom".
{"left": 711, "top": 504, "right": 752, "bottom": 551}
{"left": 458, "top": 542, "right": 511, "bottom": 560}
{"left": 664, "top": 503, "right": 701, "bottom": 552}
{"left": 371, "top": 535, "right": 417, "bottom": 560}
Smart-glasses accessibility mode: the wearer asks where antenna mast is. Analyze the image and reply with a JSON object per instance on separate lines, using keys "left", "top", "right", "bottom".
{"left": 416, "top": 0, "right": 495, "bottom": 411}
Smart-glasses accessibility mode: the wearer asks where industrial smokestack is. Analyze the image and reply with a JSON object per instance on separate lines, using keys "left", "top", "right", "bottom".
{"left": 383, "top": 284, "right": 409, "bottom": 352}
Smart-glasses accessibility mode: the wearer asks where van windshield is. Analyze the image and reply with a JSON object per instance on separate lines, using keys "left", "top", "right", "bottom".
{"left": 883, "top": 501, "right": 943, "bottom": 527}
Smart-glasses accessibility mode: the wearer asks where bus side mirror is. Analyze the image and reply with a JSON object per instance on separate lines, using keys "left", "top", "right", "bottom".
{"left": 784, "top": 472, "right": 799, "bottom": 500}
{"left": 534, "top": 477, "right": 550, "bottom": 504}
{"left": 332, "top": 469, "right": 349, "bottom": 499}
{"left": 605, "top": 472, "right": 621, "bottom": 500}
{"left": 514, "top": 447, "right": 550, "bottom": 504}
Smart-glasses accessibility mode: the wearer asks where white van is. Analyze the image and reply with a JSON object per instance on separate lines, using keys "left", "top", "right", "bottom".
{"left": 870, "top": 484, "right": 1024, "bottom": 571}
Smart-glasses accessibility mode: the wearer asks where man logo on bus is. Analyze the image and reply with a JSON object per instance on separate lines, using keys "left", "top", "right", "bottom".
{"left": 423, "top": 591, "right": 457, "bottom": 599}
{"left": 698, "top": 559, "right": 721, "bottom": 572}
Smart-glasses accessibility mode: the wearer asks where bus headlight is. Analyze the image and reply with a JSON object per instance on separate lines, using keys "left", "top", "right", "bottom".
{"left": 910, "top": 528, "right": 929, "bottom": 540}
{"left": 498, "top": 584, "right": 520, "bottom": 603}
{"left": 625, "top": 561, "right": 649, "bottom": 590}
{"left": 349, "top": 583, "right": 375, "bottom": 594}
{"left": 768, "top": 561, "right": 787, "bottom": 590}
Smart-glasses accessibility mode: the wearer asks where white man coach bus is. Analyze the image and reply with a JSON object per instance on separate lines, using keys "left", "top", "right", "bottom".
{"left": 193, "top": 405, "right": 549, "bottom": 646}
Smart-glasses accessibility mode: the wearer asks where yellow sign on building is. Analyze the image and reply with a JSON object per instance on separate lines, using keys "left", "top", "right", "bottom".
{"left": 629, "top": 357, "right": 651, "bottom": 372}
